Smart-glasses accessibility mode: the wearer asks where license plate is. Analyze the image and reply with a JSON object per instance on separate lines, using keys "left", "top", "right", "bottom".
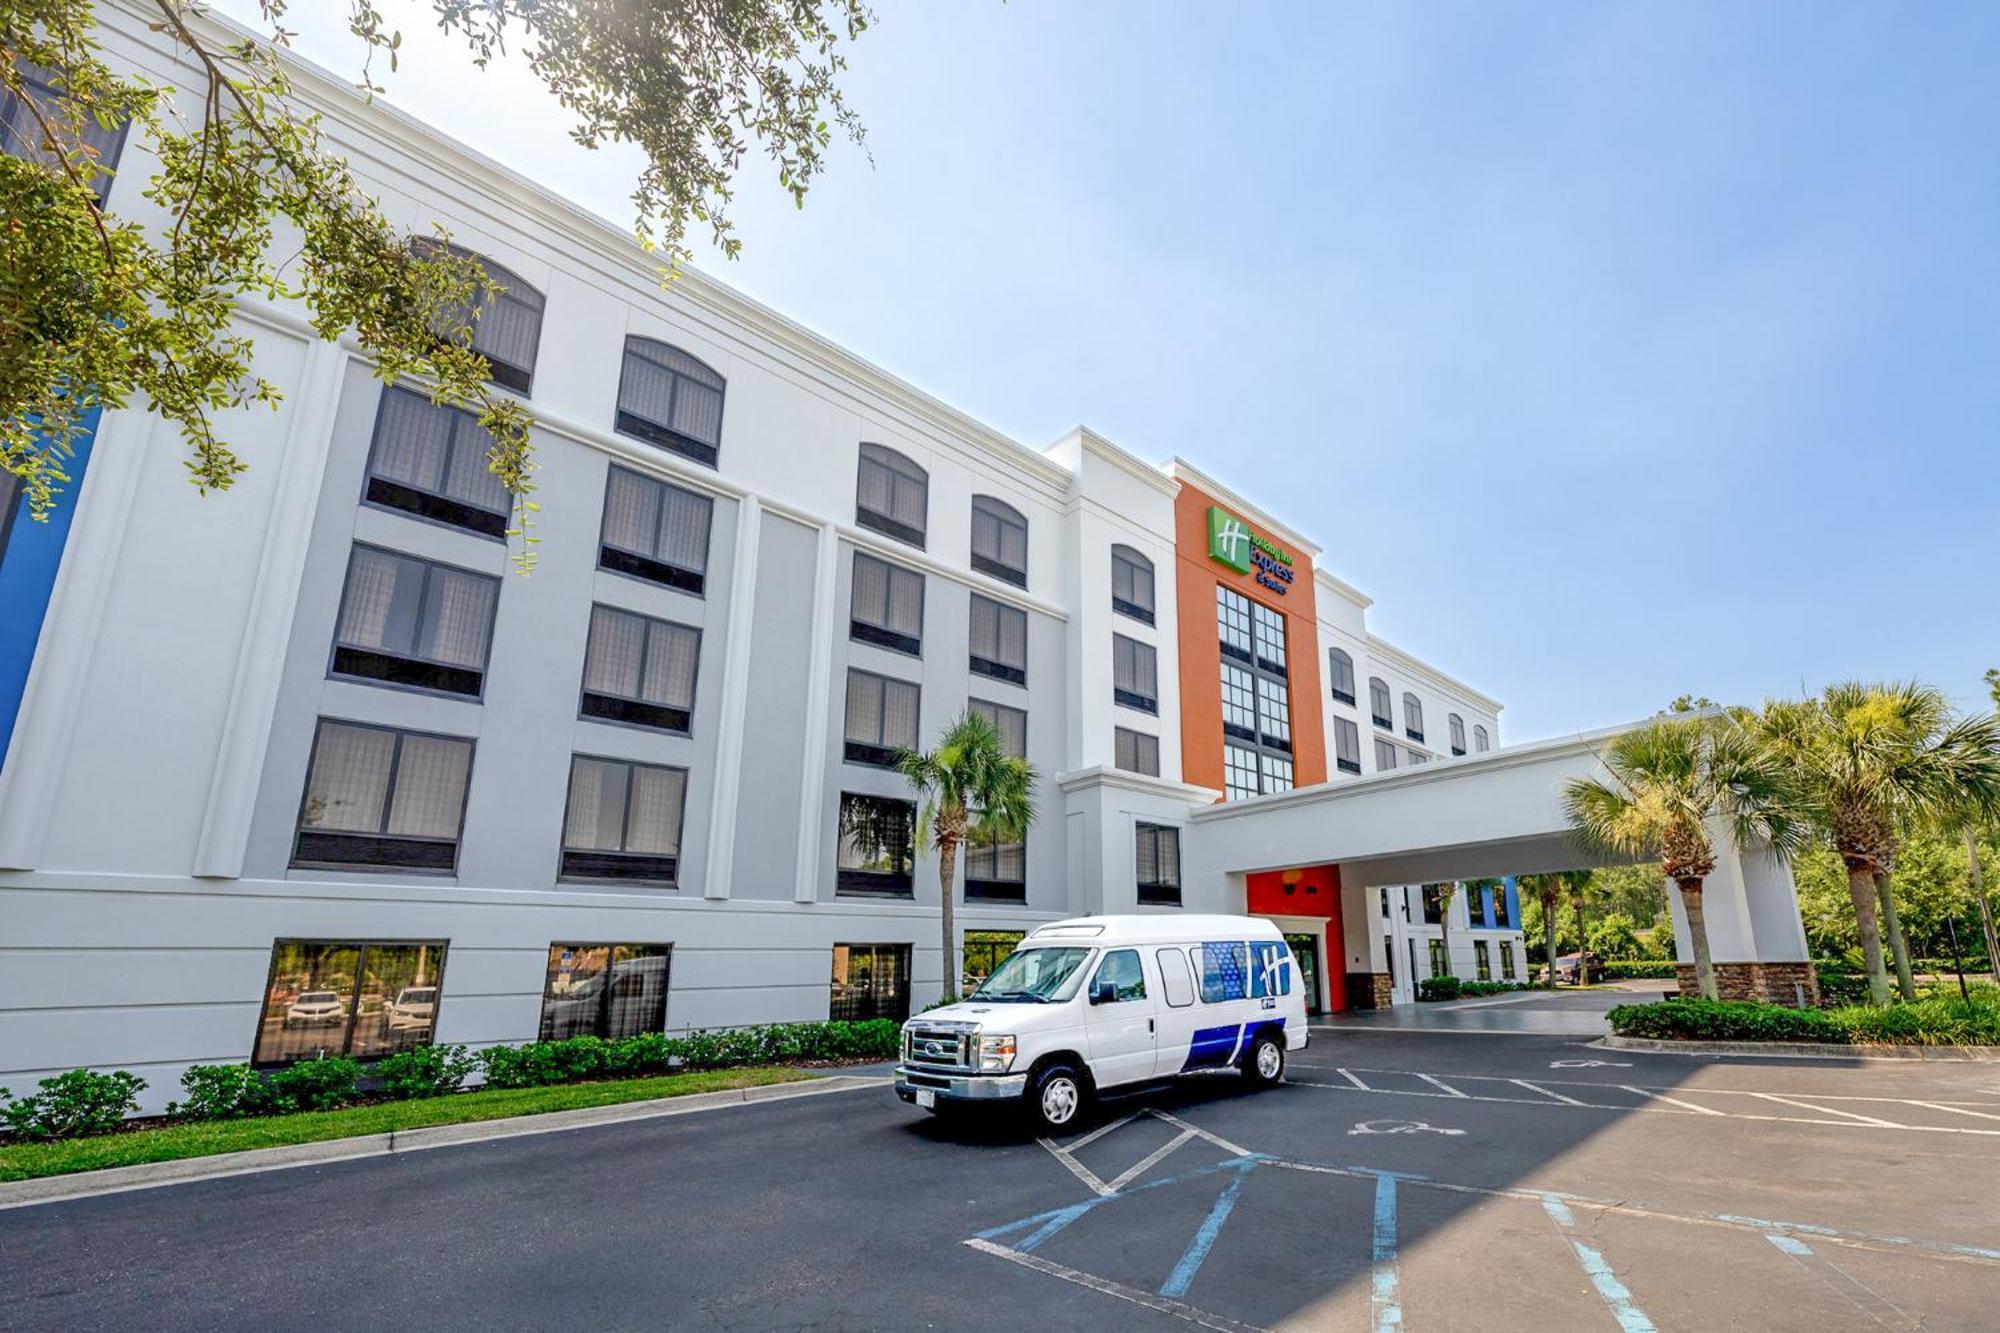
{"left": 915, "top": 1088, "right": 936, "bottom": 1109}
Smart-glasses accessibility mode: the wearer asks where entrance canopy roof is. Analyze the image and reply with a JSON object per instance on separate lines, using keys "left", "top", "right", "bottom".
{"left": 1184, "top": 726, "right": 1645, "bottom": 889}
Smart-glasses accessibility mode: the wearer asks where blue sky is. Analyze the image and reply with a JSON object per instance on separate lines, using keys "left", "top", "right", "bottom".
{"left": 231, "top": 1, "right": 2000, "bottom": 740}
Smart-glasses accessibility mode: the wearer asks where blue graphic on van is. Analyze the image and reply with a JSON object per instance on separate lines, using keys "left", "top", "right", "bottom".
{"left": 1199, "top": 942, "right": 1247, "bottom": 1002}
{"left": 1182, "top": 1023, "right": 1242, "bottom": 1070}
{"left": 1250, "top": 941, "right": 1291, "bottom": 998}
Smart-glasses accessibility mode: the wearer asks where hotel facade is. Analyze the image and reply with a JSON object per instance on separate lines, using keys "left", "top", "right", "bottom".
{"left": 3, "top": 9, "right": 1541, "bottom": 1109}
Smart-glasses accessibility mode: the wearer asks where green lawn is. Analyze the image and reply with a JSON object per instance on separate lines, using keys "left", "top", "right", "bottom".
{"left": 0, "top": 1067, "right": 811, "bottom": 1183}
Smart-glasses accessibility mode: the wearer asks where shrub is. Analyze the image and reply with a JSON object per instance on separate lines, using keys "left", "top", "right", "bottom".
{"left": 369, "top": 1045, "right": 476, "bottom": 1099}
{"left": 169, "top": 1064, "right": 264, "bottom": 1121}
{"left": 0, "top": 1068, "right": 147, "bottom": 1140}
{"left": 259, "top": 1056, "right": 362, "bottom": 1113}
{"left": 479, "top": 1036, "right": 610, "bottom": 1089}
{"left": 1602, "top": 961, "right": 1678, "bottom": 980}
{"left": 1457, "top": 980, "right": 1530, "bottom": 997}
{"left": 1417, "top": 976, "right": 1464, "bottom": 1002}
{"left": 1609, "top": 999, "right": 1837, "bottom": 1043}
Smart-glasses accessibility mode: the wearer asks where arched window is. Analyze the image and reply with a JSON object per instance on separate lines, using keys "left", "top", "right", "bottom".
{"left": 1403, "top": 692, "right": 1425, "bottom": 743}
{"left": 1369, "top": 677, "right": 1393, "bottom": 730}
{"left": 1110, "top": 545, "right": 1154, "bottom": 624}
{"left": 1326, "top": 647, "right": 1356, "bottom": 706}
{"left": 616, "top": 337, "right": 725, "bottom": 467}
{"left": 3, "top": 61, "right": 129, "bottom": 203}
{"left": 417, "top": 241, "right": 545, "bottom": 394}
{"left": 970, "top": 495, "right": 1027, "bottom": 586}
{"left": 1473, "top": 725, "right": 1490, "bottom": 753}
{"left": 855, "top": 443, "right": 928, "bottom": 548}
{"left": 1448, "top": 713, "right": 1466, "bottom": 755}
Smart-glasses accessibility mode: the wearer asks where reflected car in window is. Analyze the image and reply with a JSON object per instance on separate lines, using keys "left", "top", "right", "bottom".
{"left": 385, "top": 986, "right": 438, "bottom": 1032}
{"left": 284, "top": 990, "right": 348, "bottom": 1027}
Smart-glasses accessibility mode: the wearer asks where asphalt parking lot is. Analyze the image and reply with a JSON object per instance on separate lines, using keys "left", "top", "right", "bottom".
{"left": 5, "top": 1007, "right": 1998, "bottom": 1331}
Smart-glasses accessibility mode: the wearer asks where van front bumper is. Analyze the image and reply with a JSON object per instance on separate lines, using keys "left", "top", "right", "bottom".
{"left": 894, "top": 1066, "right": 1028, "bottom": 1104}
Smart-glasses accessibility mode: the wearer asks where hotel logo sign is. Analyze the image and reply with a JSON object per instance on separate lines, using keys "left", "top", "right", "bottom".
{"left": 1206, "top": 505, "right": 1295, "bottom": 596}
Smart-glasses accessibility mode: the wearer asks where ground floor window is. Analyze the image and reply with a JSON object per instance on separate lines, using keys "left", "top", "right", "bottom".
{"left": 1475, "top": 939, "right": 1492, "bottom": 981}
{"left": 830, "top": 943, "right": 910, "bottom": 1022}
{"left": 1428, "top": 937, "right": 1448, "bottom": 978}
{"left": 1408, "top": 938, "right": 1419, "bottom": 986}
{"left": 1500, "top": 940, "right": 1516, "bottom": 981}
{"left": 1135, "top": 822, "right": 1182, "bottom": 906}
{"left": 252, "top": 939, "right": 448, "bottom": 1067}
{"left": 539, "top": 943, "right": 672, "bottom": 1041}
{"left": 1284, "top": 933, "right": 1322, "bottom": 1015}
{"left": 1384, "top": 935, "right": 1394, "bottom": 986}
{"left": 963, "top": 931, "right": 1025, "bottom": 993}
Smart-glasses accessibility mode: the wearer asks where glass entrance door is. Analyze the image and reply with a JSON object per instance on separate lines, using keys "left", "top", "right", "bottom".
{"left": 1284, "top": 933, "right": 1322, "bottom": 1016}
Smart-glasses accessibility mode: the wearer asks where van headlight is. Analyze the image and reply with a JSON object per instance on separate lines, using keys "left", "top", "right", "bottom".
{"left": 975, "top": 1034, "right": 1017, "bottom": 1072}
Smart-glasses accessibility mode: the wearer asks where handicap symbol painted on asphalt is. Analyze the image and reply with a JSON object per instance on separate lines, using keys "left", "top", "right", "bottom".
{"left": 1550, "top": 1059, "right": 1631, "bottom": 1068}
{"left": 1349, "top": 1119, "right": 1465, "bottom": 1137}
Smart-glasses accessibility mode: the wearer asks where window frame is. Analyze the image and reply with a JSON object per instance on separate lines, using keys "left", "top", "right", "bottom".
{"left": 1, "top": 61, "right": 129, "bottom": 203}
{"left": 843, "top": 667, "right": 921, "bottom": 768}
{"left": 1334, "top": 716, "right": 1362, "bottom": 775}
{"left": 1216, "top": 587, "right": 1292, "bottom": 798}
{"left": 849, "top": 551, "right": 925, "bottom": 657}
{"left": 829, "top": 942, "right": 912, "bottom": 1022}
{"left": 1369, "top": 677, "right": 1394, "bottom": 730}
{"left": 327, "top": 543, "right": 501, "bottom": 700}
{"left": 291, "top": 719, "right": 475, "bottom": 874}
{"left": 968, "top": 593, "right": 1028, "bottom": 685}
{"left": 1449, "top": 713, "right": 1467, "bottom": 756}
{"left": 1110, "top": 544, "right": 1156, "bottom": 625}
{"left": 558, "top": 754, "right": 690, "bottom": 887}
{"left": 360, "top": 385, "right": 513, "bottom": 540}
{"left": 1114, "top": 726, "right": 1160, "bottom": 777}
{"left": 1327, "top": 647, "right": 1357, "bottom": 706}
{"left": 969, "top": 698, "right": 1028, "bottom": 759}
{"left": 1474, "top": 724, "right": 1490, "bottom": 753}
{"left": 250, "top": 937, "right": 451, "bottom": 1068}
{"left": 417, "top": 241, "right": 545, "bottom": 395}
{"left": 1403, "top": 691, "right": 1425, "bottom": 743}
{"left": 855, "top": 443, "right": 929, "bottom": 548}
{"left": 836, "top": 792, "right": 917, "bottom": 897}
{"left": 577, "top": 603, "right": 701, "bottom": 735}
{"left": 969, "top": 495, "right": 1028, "bottom": 587}
{"left": 1374, "top": 737, "right": 1399, "bottom": 772}
{"left": 538, "top": 942, "right": 673, "bottom": 1042}
{"left": 1135, "top": 821, "right": 1182, "bottom": 906}
{"left": 1090, "top": 948, "right": 1148, "bottom": 1004}
{"left": 1112, "top": 633, "right": 1158, "bottom": 714}
{"left": 597, "top": 465, "right": 714, "bottom": 596}
{"left": 964, "top": 821, "right": 1027, "bottom": 904}
{"left": 614, "top": 336, "right": 726, "bottom": 467}
{"left": 1156, "top": 948, "right": 1195, "bottom": 1007}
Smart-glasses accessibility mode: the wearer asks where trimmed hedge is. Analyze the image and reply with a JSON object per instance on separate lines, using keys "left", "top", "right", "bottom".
{"left": 1609, "top": 993, "right": 2000, "bottom": 1046}
{"left": 1602, "top": 961, "right": 1677, "bottom": 980}
{"left": 1416, "top": 977, "right": 1531, "bottom": 1002}
{"left": 3, "top": 1019, "right": 904, "bottom": 1143}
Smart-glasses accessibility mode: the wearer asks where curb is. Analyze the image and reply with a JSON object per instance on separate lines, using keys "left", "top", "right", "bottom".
{"left": 1598, "top": 1035, "right": 2000, "bottom": 1063}
{"left": 0, "top": 1074, "right": 892, "bottom": 1211}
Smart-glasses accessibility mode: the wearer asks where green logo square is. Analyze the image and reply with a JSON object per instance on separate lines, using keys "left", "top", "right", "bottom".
{"left": 1207, "top": 506, "right": 1252, "bottom": 574}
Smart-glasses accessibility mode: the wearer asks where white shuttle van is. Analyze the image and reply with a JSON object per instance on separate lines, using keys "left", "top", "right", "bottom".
{"left": 895, "top": 915, "right": 1310, "bottom": 1132}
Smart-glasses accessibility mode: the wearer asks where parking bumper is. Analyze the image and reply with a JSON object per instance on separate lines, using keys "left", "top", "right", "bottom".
{"left": 894, "top": 1067, "right": 1028, "bottom": 1104}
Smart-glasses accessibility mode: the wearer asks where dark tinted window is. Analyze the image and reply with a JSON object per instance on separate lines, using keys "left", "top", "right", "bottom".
{"left": 1135, "top": 822, "right": 1181, "bottom": 906}
{"left": 830, "top": 943, "right": 910, "bottom": 1022}
{"left": 363, "top": 387, "right": 513, "bottom": 537}
{"left": 560, "top": 756, "right": 687, "bottom": 885}
{"left": 845, "top": 668, "right": 920, "bottom": 767}
{"left": 970, "top": 496, "right": 1027, "bottom": 585}
{"left": 970, "top": 594, "right": 1027, "bottom": 685}
{"left": 580, "top": 604, "right": 700, "bottom": 733}
{"left": 331, "top": 545, "right": 499, "bottom": 697}
{"left": 1327, "top": 647, "right": 1357, "bottom": 705}
{"left": 1110, "top": 545, "right": 1155, "bottom": 624}
{"left": 856, "top": 444, "right": 927, "bottom": 547}
{"left": 293, "top": 720, "right": 473, "bottom": 873}
{"left": 1093, "top": 949, "right": 1147, "bottom": 1003}
{"left": 616, "top": 337, "right": 725, "bottom": 466}
{"left": 837, "top": 793, "right": 916, "bottom": 896}
{"left": 850, "top": 552, "right": 924, "bottom": 655}
{"left": 539, "top": 943, "right": 672, "bottom": 1041}
{"left": 1113, "top": 634, "right": 1158, "bottom": 713}
{"left": 417, "top": 241, "right": 544, "bottom": 394}
{"left": 599, "top": 466, "right": 713, "bottom": 594}
{"left": 1115, "top": 727, "right": 1160, "bottom": 777}
{"left": 251, "top": 939, "right": 449, "bottom": 1066}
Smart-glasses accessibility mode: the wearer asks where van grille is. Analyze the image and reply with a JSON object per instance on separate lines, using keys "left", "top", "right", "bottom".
{"left": 903, "top": 1023, "right": 975, "bottom": 1071}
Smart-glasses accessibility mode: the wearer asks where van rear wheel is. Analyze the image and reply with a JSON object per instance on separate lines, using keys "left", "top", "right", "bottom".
{"left": 1244, "top": 1033, "right": 1285, "bottom": 1087}
{"left": 1030, "top": 1063, "right": 1088, "bottom": 1134}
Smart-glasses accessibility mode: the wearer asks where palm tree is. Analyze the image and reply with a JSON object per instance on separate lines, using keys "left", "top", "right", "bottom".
{"left": 896, "top": 712, "right": 1037, "bottom": 1003}
{"left": 1565, "top": 714, "right": 1802, "bottom": 1001}
{"left": 1757, "top": 683, "right": 2000, "bottom": 1006}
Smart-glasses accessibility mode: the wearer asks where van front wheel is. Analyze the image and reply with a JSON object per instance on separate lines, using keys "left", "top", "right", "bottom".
{"left": 1245, "top": 1033, "right": 1285, "bottom": 1087}
{"left": 1030, "top": 1063, "right": 1088, "bottom": 1133}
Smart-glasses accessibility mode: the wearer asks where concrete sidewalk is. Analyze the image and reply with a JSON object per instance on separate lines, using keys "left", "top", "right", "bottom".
{"left": 1313, "top": 986, "right": 1643, "bottom": 1037}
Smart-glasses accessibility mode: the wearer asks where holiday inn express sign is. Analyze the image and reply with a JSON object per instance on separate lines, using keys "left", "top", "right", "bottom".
{"left": 1207, "top": 505, "right": 1295, "bottom": 596}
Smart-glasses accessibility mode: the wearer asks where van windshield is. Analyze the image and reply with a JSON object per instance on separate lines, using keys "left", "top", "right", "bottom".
{"left": 971, "top": 947, "right": 1092, "bottom": 1003}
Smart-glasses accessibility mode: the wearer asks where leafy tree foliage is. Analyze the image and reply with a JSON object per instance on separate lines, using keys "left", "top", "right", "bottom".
{"left": 1, "top": 0, "right": 870, "bottom": 568}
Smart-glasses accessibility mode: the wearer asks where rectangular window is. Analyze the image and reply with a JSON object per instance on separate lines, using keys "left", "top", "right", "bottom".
{"left": 1499, "top": 940, "right": 1516, "bottom": 981}
{"left": 850, "top": 551, "right": 924, "bottom": 655}
{"left": 1385, "top": 935, "right": 1394, "bottom": 985}
{"left": 579, "top": 604, "right": 699, "bottom": 733}
{"left": 331, "top": 545, "right": 499, "bottom": 698}
{"left": 1216, "top": 587, "right": 1290, "bottom": 797}
{"left": 560, "top": 756, "right": 687, "bottom": 885}
{"left": 970, "top": 497, "right": 1028, "bottom": 586}
{"left": 1492, "top": 885, "right": 1513, "bottom": 929}
{"left": 1327, "top": 648, "right": 1357, "bottom": 706}
{"left": 969, "top": 594, "right": 1028, "bottom": 685}
{"left": 1475, "top": 939, "right": 1492, "bottom": 982}
{"left": 837, "top": 793, "right": 915, "bottom": 896}
{"left": 1135, "top": 822, "right": 1181, "bottom": 906}
{"left": 1157, "top": 948, "right": 1195, "bottom": 1007}
{"left": 362, "top": 387, "right": 513, "bottom": 538}
{"left": 965, "top": 826, "right": 1026, "bottom": 903}
{"left": 539, "top": 943, "right": 672, "bottom": 1042}
{"left": 830, "top": 943, "right": 911, "bottom": 1022}
{"left": 1375, "top": 738, "right": 1399, "bottom": 771}
{"left": 1112, "top": 634, "right": 1158, "bottom": 713}
{"left": 251, "top": 939, "right": 448, "bottom": 1067}
{"left": 1407, "top": 748, "right": 1429, "bottom": 766}
{"left": 1198, "top": 941, "right": 1248, "bottom": 1003}
{"left": 1429, "top": 937, "right": 1448, "bottom": 978}
{"left": 970, "top": 698, "right": 1027, "bottom": 758}
{"left": 1335, "top": 717, "right": 1362, "bottom": 775}
{"left": 1251, "top": 602, "right": 1287, "bottom": 675}
{"left": 1224, "top": 743, "right": 1261, "bottom": 802}
{"left": 293, "top": 720, "right": 473, "bottom": 872}
{"left": 964, "top": 930, "right": 1026, "bottom": 992}
{"left": 1422, "top": 884, "right": 1448, "bottom": 924}
{"left": 1111, "top": 546, "right": 1155, "bottom": 625}
{"left": 1114, "top": 727, "right": 1160, "bottom": 777}
{"left": 2, "top": 60, "right": 128, "bottom": 202}
{"left": 845, "top": 668, "right": 920, "bottom": 767}
{"left": 599, "top": 466, "right": 713, "bottom": 595}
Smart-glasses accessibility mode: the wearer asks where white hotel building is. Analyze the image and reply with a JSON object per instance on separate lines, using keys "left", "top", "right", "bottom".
{"left": 22, "top": 9, "right": 1848, "bottom": 1115}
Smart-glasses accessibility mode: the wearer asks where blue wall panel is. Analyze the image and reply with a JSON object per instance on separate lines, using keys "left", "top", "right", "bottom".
{"left": 0, "top": 411, "right": 99, "bottom": 770}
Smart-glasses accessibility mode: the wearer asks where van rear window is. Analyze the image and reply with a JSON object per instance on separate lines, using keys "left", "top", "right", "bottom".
{"left": 1198, "top": 942, "right": 1247, "bottom": 1002}
{"left": 1250, "top": 940, "right": 1292, "bottom": 997}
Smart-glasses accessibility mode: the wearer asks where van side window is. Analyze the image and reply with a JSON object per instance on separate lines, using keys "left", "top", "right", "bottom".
{"left": 1251, "top": 940, "right": 1293, "bottom": 997}
{"left": 1156, "top": 949, "right": 1195, "bottom": 1007}
{"left": 1093, "top": 949, "right": 1147, "bottom": 1003}
{"left": 1198, "top": 942, "right": 1248, "bottom": 1003}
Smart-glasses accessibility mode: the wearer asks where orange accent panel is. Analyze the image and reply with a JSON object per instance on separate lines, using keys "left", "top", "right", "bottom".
{"left": 1172, "top": 483, "right": 1327, "bottom": 798}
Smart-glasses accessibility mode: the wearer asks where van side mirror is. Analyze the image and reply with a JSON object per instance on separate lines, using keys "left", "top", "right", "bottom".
{"left": 1090, "top": 978, "right": 1117, "bottom": 1005}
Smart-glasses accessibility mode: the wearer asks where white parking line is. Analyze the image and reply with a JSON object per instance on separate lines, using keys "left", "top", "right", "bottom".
{"left": 1910, "top": 1101, "right": 2000, "bottom": 1122}
{"left": 1335, "top": 1067, "right": 1371, "bottom": 1091}
{"left": 1105, "top": 1129, "right": 1199, "bottom": 1194}
{"left": 1416, "top": 1072, "right": 1468, "bottom": 1097}
{"left": 1622, "top": 1085, "right": 1725, "bottom": 1116}
{"left": 1746, "top": 1093, "right": 1903, "bottom": 1127}
{"left": 1510, "top": 1079, "right": 1586, "bottom": 1106}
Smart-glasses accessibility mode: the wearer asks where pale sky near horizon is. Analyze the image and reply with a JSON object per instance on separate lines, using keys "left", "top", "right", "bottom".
{"left": 216, "top": 0, "right": 2000, "bottom": 742}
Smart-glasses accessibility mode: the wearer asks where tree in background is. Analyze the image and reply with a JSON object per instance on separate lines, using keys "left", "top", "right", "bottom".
{"left": 1566, "top": 714, "right": 1803, "bottom": 1000}
{"left": 1757, "top": 683, "right": 2000, "bottom": 1005}
{"left": 2, "top": 0, "right": 870, "bottom": 567}
{"left": 896, "top": 713, "right": 1035, "bottom": 1004}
